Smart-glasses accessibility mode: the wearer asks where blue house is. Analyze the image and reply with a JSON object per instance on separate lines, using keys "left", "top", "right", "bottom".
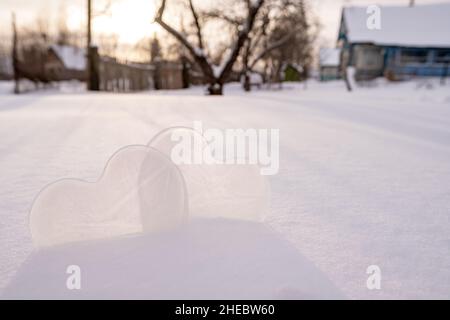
{"left": 338, "top": 4, "right": 450, "bottom": 81}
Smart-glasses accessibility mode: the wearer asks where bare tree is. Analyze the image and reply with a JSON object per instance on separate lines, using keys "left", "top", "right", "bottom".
{"left": 155, "top": 0, "right": 266, "bottom": 95}
{"left": 257, "top": 0, "right": 314, "bottom": 88}
{"left": 204, "top": 0, "right": 313, "bottom": 92}
{"left": 11, "top": 14, "right": 52, "bottom": 93}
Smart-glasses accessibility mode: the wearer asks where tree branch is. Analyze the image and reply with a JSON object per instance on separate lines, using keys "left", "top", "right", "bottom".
{"left": 202, "top": 11, "right": 243, "bottom": 26}
{"left": 156, "top": 0, "right": 167, "bottom": 20}
{"left": 92, "top": 0, "right": 111, "bottom": 17}
{"left": 155, "top": 0, "right": 214, "bottom": 81}
{"left": 218, "top": 0, "right": 266, "bottom": 82}
{"left": 188, "top": 0, "right": 204, "bottom": 49}
{"left": 249, "top": 26, "right": 300, "bottom": 70}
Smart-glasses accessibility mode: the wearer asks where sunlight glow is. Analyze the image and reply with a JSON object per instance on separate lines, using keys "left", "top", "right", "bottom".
{"left": 68, "top": 0, "right": 161, "bottom": 44}
{"left": 96, "top": 0, "right": 159, "bottom": 43}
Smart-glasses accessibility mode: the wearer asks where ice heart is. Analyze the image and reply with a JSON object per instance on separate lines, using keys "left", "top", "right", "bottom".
{"left": 148, "top": 127, "right": 269, "bottom": 221}
{"left": 30, "top": 145, "right": 187, "bottom": 247}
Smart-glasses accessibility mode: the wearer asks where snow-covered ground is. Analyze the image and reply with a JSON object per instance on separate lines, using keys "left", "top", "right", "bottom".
{"left": 0, "top": 79, "right": 449, "bottom": 299}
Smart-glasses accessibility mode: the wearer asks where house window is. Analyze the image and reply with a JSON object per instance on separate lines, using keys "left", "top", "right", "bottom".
{"left": 435, "top": 51, "right": 450, "bottom": 64}
{"left": 400, "top": 49, "right": 428, "bottom": 64}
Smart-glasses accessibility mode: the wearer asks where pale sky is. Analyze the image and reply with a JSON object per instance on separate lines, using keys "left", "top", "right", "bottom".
{"left": 0, "top": 0, "right": 449, "bottom": 45}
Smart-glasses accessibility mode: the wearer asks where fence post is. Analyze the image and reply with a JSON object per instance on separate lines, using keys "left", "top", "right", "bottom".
{"left": 88, "top": 46, "right": 100, "bottom": 91}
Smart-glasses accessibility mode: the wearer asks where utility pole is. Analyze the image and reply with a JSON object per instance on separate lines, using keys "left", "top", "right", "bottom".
{"left": 87, "top": 0, "right": 99, "bottom": 91}
{"left": 87, "top": 0, "right": 91, "bottom": 48}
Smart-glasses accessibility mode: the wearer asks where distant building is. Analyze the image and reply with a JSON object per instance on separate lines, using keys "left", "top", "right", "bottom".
{"left": 46, "top": 44, "right": 186, "bottom": 90}
{"left": 338, "top": 4, "right": 450, "bottom": 81}
{"left": 319, "top": 48, "right": 341, "bottom": 81}
{"left": 15, "top": 43, "right": 185, "bottom": 91}
{"left": 45, "top": 45, "right": 87, "bottom": 81}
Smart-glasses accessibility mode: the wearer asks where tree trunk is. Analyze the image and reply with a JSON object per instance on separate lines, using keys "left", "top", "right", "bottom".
{"left": 343, "top": 67, "right": 353, "bottom": 92}
{"left": 11, "top": 13, "right": 19, "bottom": 94}
{"left": 181, "top": 57, "right": 190, "bottom": 89}
{"left": 243, "top": 70, "right": 251, "bottom": 92}
{"left": 207, "top": 82, "right": 223, "bottom": 95}
{"left": 244, "top": 75, "right": 251, "bottom": 92}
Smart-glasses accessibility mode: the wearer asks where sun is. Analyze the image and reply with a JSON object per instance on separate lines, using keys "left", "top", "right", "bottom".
{"left": 95, "top": 0, "right": 160, "bottom": 43}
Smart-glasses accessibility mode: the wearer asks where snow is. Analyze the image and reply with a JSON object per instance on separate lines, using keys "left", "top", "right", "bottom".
{"left": 0, "top": 81, "right": 13, "bottom": 94}
{"left": 250, "top": 0, "right": 263, "bottom": 8}
{"left": 3, "top": 219, "right": 343, "bottom": 299}
{"left": 1, "top": 79, "right": 450, "bottom": 299}
{"left": 50, "top": 45, "right": 86, "bottom": 71}
{"left": 241, "top": 72, "right": 264, "bottom": 85}
{"left": 193, "top": 46, "right": 205, "bottom": 58}
{"left": 212, "top": 64, "right": 222, "bottom": 78}
{"left": 249, "top": 72, "right": 263, "bottom": 84}
{"left": 213, "top": 46, "right": 236, "bottom": 79}
{"left": 343, "top": 4, "right": 450, "bottom": 48}
{"left": 319, "top": 48, "right": 341, "bottom": 67}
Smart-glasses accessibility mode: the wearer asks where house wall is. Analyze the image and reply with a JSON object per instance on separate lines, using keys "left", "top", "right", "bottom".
{"left": 342, "top": 43, "right": 450, "bottom": 81}
{"left": 320, "top": 66, "right": 340, "bottom": 81}
{"left": 351, "top": 45, "right": 384, "bottom": 81}
{"left": 337, "top": 14, "right": 450, "bottom": 81}
{"left": 385, "top": 47, "right": 450, "bottom": 80}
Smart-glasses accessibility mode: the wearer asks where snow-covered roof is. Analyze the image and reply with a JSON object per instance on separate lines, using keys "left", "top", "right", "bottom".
{"left": 50, "top": 45, "right": 86, "bottom": 71}
{"left": 342, "top": 4, "right": 450, "bottom": 48}
{"left": 319, "top": 48, "right": 341, "bottom": 67}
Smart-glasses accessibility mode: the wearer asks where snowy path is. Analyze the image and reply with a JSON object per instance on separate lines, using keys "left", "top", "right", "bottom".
{"left": 0, "top": 81, "right": 449, "bottom": 299}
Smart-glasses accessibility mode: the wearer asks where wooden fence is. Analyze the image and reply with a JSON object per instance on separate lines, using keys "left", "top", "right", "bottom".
{"left": 10, "top": 36, "right": 183, "bottom": 93}
{"left": 98, "top": 56, "right": 155, "bottom": 92}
